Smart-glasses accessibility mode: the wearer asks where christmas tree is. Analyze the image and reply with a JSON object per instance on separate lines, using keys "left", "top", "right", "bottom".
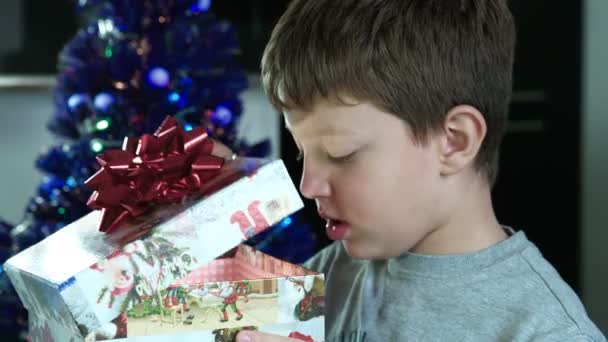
{"left": 0, "top": 0, "right": 270, "bottom": 338}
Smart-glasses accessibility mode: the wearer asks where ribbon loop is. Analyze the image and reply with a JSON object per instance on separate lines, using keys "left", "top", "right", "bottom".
{"left": 85, "top": 116, "right": 225, "bottom": 233}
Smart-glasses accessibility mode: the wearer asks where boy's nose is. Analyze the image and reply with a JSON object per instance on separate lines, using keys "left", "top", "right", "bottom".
{"left": 299, "top": 165, "right": 330, "bottom": 200}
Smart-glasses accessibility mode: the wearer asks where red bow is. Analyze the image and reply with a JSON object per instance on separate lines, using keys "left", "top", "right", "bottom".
{"left": 85, "top": 116, "right": 224, "bottom": 233}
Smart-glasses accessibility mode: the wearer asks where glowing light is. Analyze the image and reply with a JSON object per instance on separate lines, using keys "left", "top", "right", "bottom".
{"left": 280, "top": 216, "right": 293, "bottom": 228}
{"left": 184, "top": 124, "right": 194, "bottom": 131}
{"left": 213, "top": 105, "right": 233, "bottom": 126}
{"left": 147, "top": 67, "right": 170, "bottom": 87}
{"left": 90, "top": 140, "right": 104, "bottom": 153}
{"left": 67, "top": 94, "right": 88, "bottom": 110}
{"left": 58, "top": 207, "right": 66, "bottom": 215}
{"left": 168, "top": 92, "right": 181, "bottom": 103}
{"left": 191, "top": 0, "right": 211, "bottom": 12}
{"left": 66, "top": 177, "right": 76, "bottom": 187}
{"left": 94, "top": 93, "right": 114, "bottom": 111}
{"left": 95, "top": 119, "right": 110, "bottom": 130}
{"left": 98, "top": 19, "right": 115, "bottom": 39}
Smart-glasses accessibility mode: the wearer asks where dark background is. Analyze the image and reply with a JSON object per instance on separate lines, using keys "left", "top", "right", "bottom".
{"left": 2, "top": 0, "right": 583, "bottom": 292}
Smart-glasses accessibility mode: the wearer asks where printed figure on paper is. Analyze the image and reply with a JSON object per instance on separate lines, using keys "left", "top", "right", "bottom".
{"left": 83, "top": 314, "right": 128, "bottom": 341}
{"left": 165, "top": 284, "right": 190, "bottom": 312}
{"left": 230, "top": 197, "right": 292, "bottom": 239}
{"left": 278, "top": 276, "right": 325, "bottom": 323}
{"left": 91, "top": 236, "right": 196, "bottom": 313}
{"left": 210, "top": 281, "right": 250, "bottom": 322}
{"left": 79, "top": 232, "right": 200, "bottom": 340}
{"left": 125, "top": 279, "right": 280, "bottom": 336}
{"left": 288, "top": 276, "right": 325, "bottom": 321}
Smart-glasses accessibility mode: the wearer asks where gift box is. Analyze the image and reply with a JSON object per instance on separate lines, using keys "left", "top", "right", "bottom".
{"left": 4, "top": 119, "right": 325, "bottom": 342}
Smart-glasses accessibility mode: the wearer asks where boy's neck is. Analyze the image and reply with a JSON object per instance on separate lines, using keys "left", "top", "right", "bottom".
{"left": 411, "top": 174, "right": 507, "bottom": 256}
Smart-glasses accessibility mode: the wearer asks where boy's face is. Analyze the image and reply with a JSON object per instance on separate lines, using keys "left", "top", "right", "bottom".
{"left": 284, "top": 98, "right": 448, "bottom": 259}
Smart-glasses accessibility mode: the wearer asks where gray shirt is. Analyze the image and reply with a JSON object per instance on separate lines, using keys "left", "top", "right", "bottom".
{"left": 304, "top": 230, "right": 606, "bottom": 341}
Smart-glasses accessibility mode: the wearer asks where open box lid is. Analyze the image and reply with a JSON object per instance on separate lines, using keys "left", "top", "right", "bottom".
{"left": 5, "top": 158, "right": 304, "bottom": 287}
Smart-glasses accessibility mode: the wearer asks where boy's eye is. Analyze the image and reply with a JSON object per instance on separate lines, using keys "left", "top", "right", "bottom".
{"left": 327, "top": 151, "right": 356, "bottom": 163}
{"left": 295, "top": 150, "right": 357, "bottom": 163}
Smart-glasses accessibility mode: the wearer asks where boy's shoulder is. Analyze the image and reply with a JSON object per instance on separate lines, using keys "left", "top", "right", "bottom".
{"left": 500, "top": 241, "right": 606, "bottom": 340}
{"left": 302, "top": 232, "right": 606, "bottom": 341}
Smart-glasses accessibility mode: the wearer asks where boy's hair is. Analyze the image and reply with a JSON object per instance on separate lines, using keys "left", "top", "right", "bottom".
{"left": 261, "top": 0, "right": 516, "bottom": 185}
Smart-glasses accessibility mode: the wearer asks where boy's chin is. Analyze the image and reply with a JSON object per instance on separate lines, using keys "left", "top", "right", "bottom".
{"left": 342, "top": 240, "right": 398, "bottom": 260}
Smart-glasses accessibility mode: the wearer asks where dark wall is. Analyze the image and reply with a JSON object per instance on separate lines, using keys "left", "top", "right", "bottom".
{"left": 2, "top": 1, "right": 77, "bottom": 73}
{"left": 213, "top": 0, "right": 290, "bottom": 72}
{"left": 494, "top": 0, "right": 582, "bottom": 291}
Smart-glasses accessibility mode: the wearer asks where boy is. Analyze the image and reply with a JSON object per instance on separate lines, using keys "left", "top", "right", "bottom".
{"left": 231, "top": 0, "right": 606, "bottom": 341}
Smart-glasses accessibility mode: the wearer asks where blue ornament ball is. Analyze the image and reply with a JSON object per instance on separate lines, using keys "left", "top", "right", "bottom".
{"left": 191, "top": 0, "right": 212, "bottom": 13}
{"left": 67, "top": 93, "right": 89, "bottom": 111}
{"left": 93, "top": 92, "right": 115, "bottom": 111}
{"left": 213, "top": 105, "right": 233, "bottom": 127}
{"left": 147, "top": 67, "right": 170, "bottom": 88}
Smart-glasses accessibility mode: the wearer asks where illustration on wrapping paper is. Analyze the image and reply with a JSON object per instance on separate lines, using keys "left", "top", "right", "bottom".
{"left": 126, "top": 278, "right": 278, "bottom": 335}
{"left": 67, "top": 192, "right": 322, "bottom": 340}
{"left": 286, "top": 276, "right": 325, "bottom": 322}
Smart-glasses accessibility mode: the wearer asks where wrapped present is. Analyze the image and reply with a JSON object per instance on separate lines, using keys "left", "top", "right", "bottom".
{"left": 4, "top": 118, "right": 325, "bottom": 342}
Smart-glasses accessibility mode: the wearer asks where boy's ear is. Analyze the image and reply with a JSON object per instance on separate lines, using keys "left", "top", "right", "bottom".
{"left": 438, "top": 105, "right": 487, "bottom": 176}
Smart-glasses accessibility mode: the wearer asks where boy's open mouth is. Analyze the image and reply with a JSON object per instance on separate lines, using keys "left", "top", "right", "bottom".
{"left": 325, "top": 219, "right": 350, "bottom": 240}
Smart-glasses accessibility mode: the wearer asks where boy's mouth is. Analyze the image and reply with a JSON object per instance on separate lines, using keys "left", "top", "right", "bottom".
{"left": 318, "top": 207, "right": 351, "bottom": 240}
{"left": 325, "top": 219, "right": 350, "bottom": 240}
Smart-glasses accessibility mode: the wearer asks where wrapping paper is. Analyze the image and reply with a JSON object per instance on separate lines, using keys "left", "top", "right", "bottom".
{"left": 4, "top": 159, "right": 324, "bottom": 341}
